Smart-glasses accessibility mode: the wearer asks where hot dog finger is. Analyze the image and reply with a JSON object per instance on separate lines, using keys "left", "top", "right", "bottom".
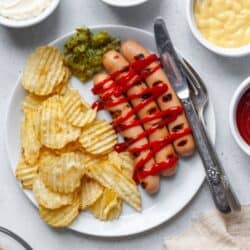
{"left": 93, "top": 73, "right": 160, "bottom": 193}
{"left": 121, "top": 40, "right": 196, "bottom": 157}
{"left": 102, "top": 50, "right": 178, "bottom": 177}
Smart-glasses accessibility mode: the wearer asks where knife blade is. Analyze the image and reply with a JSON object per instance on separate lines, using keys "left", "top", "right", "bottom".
{"left": 154, "top": 17, "right": 241, "bottom": 213}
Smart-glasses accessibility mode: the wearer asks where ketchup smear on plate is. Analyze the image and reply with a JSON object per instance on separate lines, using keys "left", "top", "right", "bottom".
{"left": 92, "top": 54, "right": 192, "bottom": 182}
{"left": 236, "top": 88, "right": 250, "bottom": 145}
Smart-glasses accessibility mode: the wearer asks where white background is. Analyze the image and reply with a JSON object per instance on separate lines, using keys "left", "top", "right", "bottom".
{"left": 0, "top": 0, "right": 249, "bottom": 249}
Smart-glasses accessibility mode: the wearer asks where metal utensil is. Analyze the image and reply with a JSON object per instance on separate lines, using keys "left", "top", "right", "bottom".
{"left": 179, "top": 58, "right": 208, "bottom": 126}
{"left": 0, "top": 227, "right": 32, "bottom": 250}
{"left": 180, "top": 58, "right": 241, "bottom": 212}
{"left": 154, "top": 17, "right": 241, "bottom": 213}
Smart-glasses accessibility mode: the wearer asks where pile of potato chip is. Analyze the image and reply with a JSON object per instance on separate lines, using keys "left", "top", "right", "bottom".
{"left": 16, "top": 46, "right": 141, "bottom": 228}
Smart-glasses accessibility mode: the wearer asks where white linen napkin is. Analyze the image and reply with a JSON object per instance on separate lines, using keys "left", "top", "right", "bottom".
{"left": 164, "top": 205, "right": 250, "bottom": 250}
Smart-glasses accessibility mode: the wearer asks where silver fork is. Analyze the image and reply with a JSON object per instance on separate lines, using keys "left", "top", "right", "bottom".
{"left": 180, "top": 58, "right": 241, "bottom": 212}
{"left": 180, "top": 58, "right": 208, "bottom": 126}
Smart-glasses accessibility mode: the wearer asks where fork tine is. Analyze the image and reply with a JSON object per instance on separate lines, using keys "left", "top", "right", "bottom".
{"left": 180, "top": 58, "right": 199, "bottom": 96}
{"left": 183, "top": 58, "right": 208, "bottom": 95}
{"left": 181, "top": 58, "right": 208, "bottom": 127}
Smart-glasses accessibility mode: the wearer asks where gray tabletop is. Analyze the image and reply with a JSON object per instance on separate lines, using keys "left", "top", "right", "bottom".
{"left": 0, "top": 0, "right": 250, "bottom": 249}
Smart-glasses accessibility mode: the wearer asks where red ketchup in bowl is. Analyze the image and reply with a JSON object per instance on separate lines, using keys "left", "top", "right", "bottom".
{"left": 236, "top": 88, "right": 250, "bottom": 145}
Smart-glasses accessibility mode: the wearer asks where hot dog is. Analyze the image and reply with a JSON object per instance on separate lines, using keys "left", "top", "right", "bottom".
{"left": 121, "top": 40, "right": 196, "bottom": 157}
{"left": 93, "top": 73, "right": 160, "bottom": 193}
{"left": 102, "top": 50, "right": 178, "bottom": 177}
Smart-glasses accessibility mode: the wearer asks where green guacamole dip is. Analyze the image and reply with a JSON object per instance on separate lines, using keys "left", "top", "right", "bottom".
{"left": 64, "top": 27, "right": 120, "bottom": 82}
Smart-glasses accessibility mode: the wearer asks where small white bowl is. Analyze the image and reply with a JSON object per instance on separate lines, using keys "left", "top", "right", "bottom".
{"left": 186, "top": 0, "right": 250, "bottom": 57}
{"left": 0, "top": 0, "right": 60, "bottom": 28}
{"left": 229, "top": 77, "right": 250, "bottom": 155}
{"left": 101, "top": 0, "right": 148, "bottom": 7}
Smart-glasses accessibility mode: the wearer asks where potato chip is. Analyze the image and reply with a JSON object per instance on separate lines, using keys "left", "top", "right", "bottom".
{"left": 21, "top": 46, "right": 66, "bottom": 96}
{"left": 22, "top": 94, "right": 46, "bottom": 114}
{"left": 106, "top": 201, "right": 122, "bottom": 220}
{"left": 37, "top": 148, "right": 58, "bottom": 168}
{"left": 16, "top": 155, "right": 38, "bottom": 189}
{"left": 22, "top": 69, "right": 70, "bottom": 113}
{"left": 62, "top": 89, "right": 96, "bottom": 127}
{"left": 21, "top": 110, "right": 41, "bottom": 165}
{"left": 40, "top": 152, "right": 85, "bottom": 194}
{"left": 53, "top": 141, "right": 86, "bottom": 155}
{"left": 86, "top": 161, "right": 141, "bottom": 211}
{"left": 52, "top": 67, "right": 71, "bottom": 96}
{"left": 82, "top": 153, "right": 107, "bottom": 169}
{"left": 80, "top": 176, "right": 103, "bottom": 210}
{"left": 79, "top": 120, "right": 117, "bottom": 155}
{"left": 108, "top": 151, "right": 134, "bottom": 178}
{"left": 40, "top": 96, "right": 80, "bottom": 149}
{"left": 17, "top": 51, "right": 143, "bottom": 225}
{"left": 89, "top": 188, "right": 122, "bottom": 221}
{"left": 39, "top": 195, "right": 80, "bottom": 228}
{"left": 53, "top": 82, "right": 68, "bottom": 96}
{"left": 33, "top": 176, "right": 75, "bottom": 209}
{"left": 16, "top": 150, "right": 57, "bottom": 189}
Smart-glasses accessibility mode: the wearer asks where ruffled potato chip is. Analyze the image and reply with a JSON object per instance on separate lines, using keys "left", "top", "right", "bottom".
{"left": 37, "top": 149, "right": 58, "bottom": 169}
{"left": 22, "top": 94, "right": 46, "bottom": 114}
{"left": 39, "top": 195, "right": 80, "bottom": 228}
{"left": 62, "top": 89, "right": 96, "bottom": 128}
{"left": 52, "top": 67, "right": 71, "bottom": 96}
{"left": 80, "top": 176, "right": 103, "bottom": 210}
{"left": 82, "top": 152, "right": 108, "bottom": 169}
{"left": 89, "top": 188, "right": 122, "bottom": 221}
{"left": 40, "top": 152, "right": 85, "bottom": 194}
{"left": 33, "top": 177, "right": 75, "bottom": 209}
{"left": 22, "top": 68, "right": 70, "bottom": 114}
{"left": 16, "top": 155, "right": 38, "bottom": 190}
{"left": 86, "top": 161, "right": 141, "bottom": 211}
{"left": 40, "top": 96, "right": 80, "bottom": 149}
{"left": 21, "top": 46, "right": 66, "bottom": 96}
{"left": 79, "top": 120, "right": 117, "bottom": 155}
{"left": 53, "top": 82, "right": 68, "bottom": 96}
{"left": 53, "top": 141, "right": 86, "bottom": 155}
{"left": 21, "top": 110, "right": 41, "bottom": 165}
{"left": 108, "top": 151, "right": 134, "bottom": 178}
{"left": 16, "top": 150, "right": 58, "bottom": 190}
{"left": 17, "top": 50, "right": 142, "bottom": 225}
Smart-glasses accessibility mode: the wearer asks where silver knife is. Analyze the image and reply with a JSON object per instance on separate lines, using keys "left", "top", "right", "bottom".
{"left": 154, "top": 17, "right": 241, "bottom": 213}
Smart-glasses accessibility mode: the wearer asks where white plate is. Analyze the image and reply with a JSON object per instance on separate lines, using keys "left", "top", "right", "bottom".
{"left": 101, "top": 0, "right": 148, "bottom": 7}
{"left": 5, "top": 25, "right": 216, "bottom": 237}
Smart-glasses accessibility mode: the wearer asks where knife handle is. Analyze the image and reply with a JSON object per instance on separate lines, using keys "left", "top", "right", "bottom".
{"left": 182, "top": 98, "right": 238, "bottom": 213}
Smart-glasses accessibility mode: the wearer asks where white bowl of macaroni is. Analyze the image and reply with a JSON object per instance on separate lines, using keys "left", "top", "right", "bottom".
{"left": 187, "top": 0, "right": 250, "bottom": 57}
{"left": 0, "top": 0, "right": 60, "bottom": 28}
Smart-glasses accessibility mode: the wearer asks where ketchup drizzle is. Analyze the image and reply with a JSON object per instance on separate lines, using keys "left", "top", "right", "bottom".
{"left": 92, "top": 54, "right": 192, "bottom": 182}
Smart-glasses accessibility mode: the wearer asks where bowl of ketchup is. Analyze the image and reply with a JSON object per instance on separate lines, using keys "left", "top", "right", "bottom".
{"left": 230, "top": 77, "right": 250, "bottom": 155}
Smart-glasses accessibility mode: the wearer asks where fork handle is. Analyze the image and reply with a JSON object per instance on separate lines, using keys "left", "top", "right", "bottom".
{"left": 182, "top": 98, "right": 240, "bottom": 213}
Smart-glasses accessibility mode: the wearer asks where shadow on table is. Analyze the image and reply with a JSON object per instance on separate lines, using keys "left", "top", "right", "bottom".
{"left": 0, "top": 3, "right": 62, "bottom": 49}
{"left": 211, "top": 55, "right": 250, "bottom": 83}
{"left": 105, "top": 0, "right": 164, "bottom": 28}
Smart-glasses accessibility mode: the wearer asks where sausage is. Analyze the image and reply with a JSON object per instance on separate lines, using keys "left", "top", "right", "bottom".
{"left": 121, "top": 40, "right": 196, "bottom": 157}
{"left": 103, "top": 51, "right": 177, "bottom": 177}
{"left": 93, "top": 73, "right": 160, "bottom": 193}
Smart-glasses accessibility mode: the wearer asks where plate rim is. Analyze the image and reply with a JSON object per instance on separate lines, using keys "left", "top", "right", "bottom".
{"left": 101, "top": 0, "right": 148, "bottom": 7}
{"left": 4, "top": 24, "right": 216, "bottom": 237}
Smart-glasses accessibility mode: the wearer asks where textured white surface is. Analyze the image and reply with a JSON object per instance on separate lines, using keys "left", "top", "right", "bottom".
{"left": 0, "top": 0, "right": 249, "bottom": 249}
